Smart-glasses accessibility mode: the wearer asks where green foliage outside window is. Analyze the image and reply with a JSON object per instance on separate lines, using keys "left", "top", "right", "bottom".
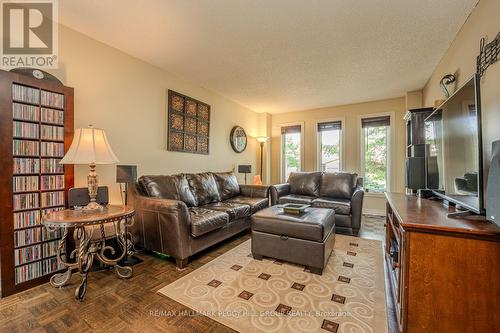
{"left": 364, "top": 126, "right": 388, "bottom": 192}
{"left": 284, "top": 135, "right": 300, "bottom": 169}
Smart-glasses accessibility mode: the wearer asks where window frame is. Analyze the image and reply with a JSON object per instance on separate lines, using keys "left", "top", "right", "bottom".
{"left": 315, "top": 117, "right": 345, "bottom": 172}
{"left": 359, "top": 112, "right": 394, "bottom": 195}
{"left": 280, "top": 122, "right": 304, "bottom": 182}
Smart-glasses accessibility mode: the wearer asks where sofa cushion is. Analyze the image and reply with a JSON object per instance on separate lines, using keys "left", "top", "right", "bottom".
{"left": 312, "top": 197, "right": 351, "bottom": 215}
{"left": 226, "top": 196, "right": 269, "bottom": 214}
{"left": 288, "top": 172, "right": 322, "bottom": 197}
{"left": 213, "top": 172, "right": 240, "bottom": 201}
{"left": 190, "top": 207, "right": 229, "bottom": 237}
{"left": 138, "top": 174, "right": 196, "bottom": 207}
{"left": 278, "top": 194, "right": 315, "bottom": 205}
{"left": 186, "top": 172, "right": 221, "bottom": 206}
{"left": 202, "top": 202, "right": 251, "bottom": 221}
{"left": 319, "top": 172, "right": 358, "bottom": 199}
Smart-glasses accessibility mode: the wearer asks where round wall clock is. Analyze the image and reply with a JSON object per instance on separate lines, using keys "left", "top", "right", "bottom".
{"left": 230, "top": 126, "right": 248, "bottom": 153}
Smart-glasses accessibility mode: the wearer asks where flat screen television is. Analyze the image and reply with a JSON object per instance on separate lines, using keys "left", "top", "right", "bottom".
{"left": 425, "top": 74, "right": 484, "bottom": 214}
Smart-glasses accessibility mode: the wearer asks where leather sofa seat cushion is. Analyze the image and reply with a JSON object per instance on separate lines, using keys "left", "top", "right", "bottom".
{"left": 226, "top": 196, "right": 269, "bottom": 214}
{"left": 190, "top": 207, "right": 229, "bottom": 237}
{"left": 202, "top": 202, "right": 251, "bottom": 221}
{"left": 278, "top": 194, "right": 314, "bottom": 205}
{"left": 213, "top": 172, "right": 240, "bottom": 201}
{"left": 186, "top": 172, "right": 221, "bottom": 206}
{"left": 288, "top": 172, "right": 322, "bottom": 197}
{"left": 320, "top": 172, "right": 358, "bottom": 199}
{"left": 252, "top": 206, "right": 335, "bottom": 242}
{"left": 138, "top": 174, "right": 196, "bottom": 207}
{"left": 312, "top": 198, "right": 351, "bottom": 215}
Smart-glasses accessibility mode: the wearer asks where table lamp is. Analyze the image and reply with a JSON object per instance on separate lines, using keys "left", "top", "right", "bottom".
{"left": 60, "top": 125, "right": 119, "bottom": 210}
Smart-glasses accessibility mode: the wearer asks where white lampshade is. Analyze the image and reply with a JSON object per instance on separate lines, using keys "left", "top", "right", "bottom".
{"left": 255, "top": 136, "right": 269, "bottom": 143}
{"left": 60, "top": 126, "right": 119, "bottom": 165}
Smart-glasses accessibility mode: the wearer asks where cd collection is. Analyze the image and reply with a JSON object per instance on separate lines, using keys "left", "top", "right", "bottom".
{"left": 13, "top": 210, "right": 40, "bottom": 229}
{"left": 42, "top": 206, "right": 64, "bottom": 216}
{"left": 13, "top": 139, "right": 39, "bottom": 156}
{"left": 41, "top": 124, "right": 64, "bottom": 141}
{"left": 41, "top": 175, "right": 64, "bottom": 191}
{"left": 41, "top": 108, "right": 64, "bottom": 125}
{"left": 8, "top": 81, "right": 69, "bottom": 287}
{"left": 13, "top": 103, "right": 40, "bottom": 122}
{"left": 41, "top": 90, "right": 64, "bottom": 109}
{"left": 13, "top": 175, "right": 39, "bottom": 193}
{"left": 41, "top": 191, "right": 65, "bottom": 208}
{"left": 13, "top": 193, "right": 39, "bottom": 211}
{"left": 12, "top": 84, "right": 40, "bottom": 104}
{"left": 14, "top": 240, "right": 61, "bottom": 266}
{"left": 15, "top": 256, "right": 65, "bottom": 284}
{"left": 13, "top": 121, "right": 39, "bottom": 139}
{"left": 14, "top": 227, "right": 61, "bottom": 248}
{"left": 41, "top": 158, "right": 64, "bottom": 174}
{"left": 13, "top": 158, "right": 40, "bottom": 174}
{"left": 41, "top": 142, "right": 64, "bottom": 157}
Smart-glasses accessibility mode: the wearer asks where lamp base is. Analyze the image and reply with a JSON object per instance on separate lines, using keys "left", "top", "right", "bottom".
{"left": 83, "top": 201, "right": 103, "bottom": 210}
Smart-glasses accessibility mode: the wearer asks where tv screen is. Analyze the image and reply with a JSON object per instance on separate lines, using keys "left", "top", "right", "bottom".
{"left": 425, "top": 75, "right": 483, "bottom": 213}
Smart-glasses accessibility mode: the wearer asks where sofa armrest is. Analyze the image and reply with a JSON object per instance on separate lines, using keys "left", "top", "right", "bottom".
{"left": 130, "top": 193, "right": 192, "bottom": 260}
{"left": 270, "top": 183, "right": 291, "bottom": 205}
{"left": 239, "top": 184, "right": 270, "bottom": 198}
{"left": 350, "top": 186, "right": 365, "bottom": 232}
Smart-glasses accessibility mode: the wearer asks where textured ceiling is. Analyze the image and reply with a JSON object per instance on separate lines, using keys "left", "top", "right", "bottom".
{"left": 59, "top": 0, "right": 478, "bottom": 113}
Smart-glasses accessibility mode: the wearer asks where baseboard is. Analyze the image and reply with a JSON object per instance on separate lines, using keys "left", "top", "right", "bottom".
{"left": 363, "top": 209, "right": 385, "bottom": 216}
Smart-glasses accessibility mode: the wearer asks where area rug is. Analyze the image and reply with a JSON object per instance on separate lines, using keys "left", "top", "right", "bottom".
{"left": 158, "top": 235, "right": 387, "bottom": 333}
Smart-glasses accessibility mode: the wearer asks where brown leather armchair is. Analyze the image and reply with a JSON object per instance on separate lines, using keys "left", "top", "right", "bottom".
{"left": 128, "top": 171, "right": 269, "bottom": 268}
{"left": 270, "top": 172, "right": 364, "bottom": 235}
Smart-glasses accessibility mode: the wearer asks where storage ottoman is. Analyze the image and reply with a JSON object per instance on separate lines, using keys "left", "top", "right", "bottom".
{"left": 251, "top": 206, "right": 335, "bottom": 275}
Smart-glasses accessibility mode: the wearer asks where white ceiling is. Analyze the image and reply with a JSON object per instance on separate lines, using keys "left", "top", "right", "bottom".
{"left": 59, "top": 0, "right": 478, "bottom": 113}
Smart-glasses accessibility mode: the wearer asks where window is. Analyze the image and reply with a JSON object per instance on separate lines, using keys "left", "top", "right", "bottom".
{"left": 281, "top": 125, "right": 301, "bottom": 181}
{"left": 317, "top": 121, "right": 342, "bottom": 172}
{"left": 362, "top": 116, "right": 390, "bottom": 192}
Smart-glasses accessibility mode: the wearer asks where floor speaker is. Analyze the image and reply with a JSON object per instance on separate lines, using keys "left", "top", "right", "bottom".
{"left": 405, "top": 157, "right": 425, "bottom": 190}
{"left": 486, "top": 140, "right": 500, "bottom": 225}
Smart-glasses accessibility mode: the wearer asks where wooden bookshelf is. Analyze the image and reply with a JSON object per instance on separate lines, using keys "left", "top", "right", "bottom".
{"left": 0, "top": 70, "right": 74, "bottom": 297}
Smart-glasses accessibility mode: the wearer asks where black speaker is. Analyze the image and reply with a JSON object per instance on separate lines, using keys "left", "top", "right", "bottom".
{"left": 116, "top": 165, "right": 137, "bottom": 183}
{"left": 405, "top": 157, "right": 425, "bottom": 190}
{"left": 68, "top": 186, "right": 109, "bottom": 208}
{"left": 486, "top": 140, "right": 500, "bottom": 225}
{"left": 238, "top": 165, "right": 251, "bottom": 173}
{"left": 410, "top": 144, "right": 426, "bottom": 158}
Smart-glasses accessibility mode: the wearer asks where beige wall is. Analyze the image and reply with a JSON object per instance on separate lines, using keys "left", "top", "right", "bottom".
{"left": 406, "top": 90, "right": 423, "bottom": 110}
{"left": 423, "top": 0, "right": 500, "bottom": 199}
{"left": 48, "top": 26, "right": 262, "bottom": 204}
{"left": 270, "top": 97, "right": 407, "bottom": 213}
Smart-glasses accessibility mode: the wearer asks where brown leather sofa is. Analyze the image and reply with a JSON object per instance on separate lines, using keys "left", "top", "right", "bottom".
{"left": 270, "top": 172, "right": 364, "bottom": 235}
{"left": 128, "top": 171, "right": 269, "bottom": 268}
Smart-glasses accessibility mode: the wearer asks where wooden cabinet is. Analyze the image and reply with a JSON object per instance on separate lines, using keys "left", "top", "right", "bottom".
{"left": 385, "top": 193, "right": 500, "bottom": 333}
{"left": 0, "top": 70, "right": 74, "bottom": 297}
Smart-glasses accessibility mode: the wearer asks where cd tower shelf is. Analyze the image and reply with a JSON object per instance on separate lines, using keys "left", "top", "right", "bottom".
{"left": 0, "top": 70, "right": 74, "bottom": 297}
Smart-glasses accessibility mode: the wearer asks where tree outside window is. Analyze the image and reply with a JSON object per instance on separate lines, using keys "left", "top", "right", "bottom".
{"left": 362, "top": 116, "right": 390, "bottom": 192}
{"left": 318, "top": 121, "right": 342, "bottom": 172}
{"left": 281, "top": 125, "right": 301, "bottom": 181}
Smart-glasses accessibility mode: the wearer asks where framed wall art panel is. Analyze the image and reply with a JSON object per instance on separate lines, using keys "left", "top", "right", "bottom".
{"left": 167, "top": 90, "right": 210, "bottom": 154}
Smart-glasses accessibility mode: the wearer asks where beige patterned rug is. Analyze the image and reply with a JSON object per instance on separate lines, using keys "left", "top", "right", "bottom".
{"left": 158, "top": 235, "right": 387, "bottom": 333}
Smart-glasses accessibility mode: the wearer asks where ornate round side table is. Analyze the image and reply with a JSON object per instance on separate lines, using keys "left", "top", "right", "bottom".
{"left": 43, "top": 205, "right": 135, "bottom": 300}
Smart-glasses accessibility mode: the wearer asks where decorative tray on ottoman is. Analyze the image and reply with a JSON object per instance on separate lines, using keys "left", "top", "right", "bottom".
{"left": 282, "top": 203, "right": 310, "bottom": 215}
